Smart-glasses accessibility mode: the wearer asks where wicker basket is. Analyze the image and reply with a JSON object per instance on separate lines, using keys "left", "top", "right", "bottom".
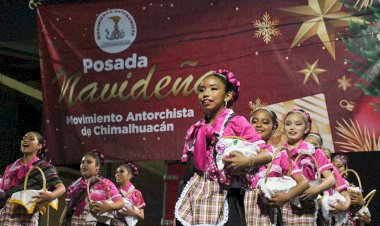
{"left": 8, "top": 166, "right": 58, "bottom": 214}
{"left": 295, "top": 153, "right": 322, "bottom": 208}
{"left": 258, "top": 147, "right": 296, "bottom": 199}
{"left": 342, "top": 169, "right": 377, "bottom": 216}
{"left": 341, "top": 169, "right": 362, "bottom": 191}
{"left": 295, "top": 153, "right": 322, "bottom": 185}
{"left": 85, "top": 176, "right": 114, "bottom": 225}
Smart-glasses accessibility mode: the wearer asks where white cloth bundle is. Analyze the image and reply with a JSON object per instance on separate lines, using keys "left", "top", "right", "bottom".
{"left": 257, "top": 176, "right": 297, "bottom": 199}
{"left": 356, "top": 206, "right": 371, "bottom": 218}
{"left": 347, "top": 186, "right": 361, "bottom": 193}
{"left": 118, "top": 198, "right": 139, "bottom": 226}
{"left": 215, "top": 137, "right": 260, "bottom": 170}
{"left": 321, "top": 191, "right": 348, "bottom": 225}
{"left": 86, "top": 200, "right": 115, "bottom": 225}
{"left": 257, "top": 176, "right": 300, "bottom": 206}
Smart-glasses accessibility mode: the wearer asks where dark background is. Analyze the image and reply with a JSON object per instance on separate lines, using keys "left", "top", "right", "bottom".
{"left": 332, "top": 152, "right": 380, "bottom": 225}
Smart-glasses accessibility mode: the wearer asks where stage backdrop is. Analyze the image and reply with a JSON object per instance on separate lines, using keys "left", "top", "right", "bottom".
{"left": 37, "top": 0, "right": 380, "bottom": 164}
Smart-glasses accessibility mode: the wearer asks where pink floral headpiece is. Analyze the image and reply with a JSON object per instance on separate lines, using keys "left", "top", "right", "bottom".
{"left": 127, "top": 162, "right": 139, "bottom": 177}
{"left": 213, "top": 69, "right": 240, "bottom": 103}
{"left": 290, "top": 108, "right": 311, "bottom": 127}
{"left": 38, "top": 139, "right": 49, "bottom": 159}
{"left": 91, "top": 149, "right": 105, "bottom": 166}
{"left": 333, "top": 154, "right": 349, "bottom": 166}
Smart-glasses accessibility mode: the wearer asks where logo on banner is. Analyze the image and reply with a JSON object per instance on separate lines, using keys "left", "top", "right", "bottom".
{"left": 94, "top": 9, "right": 137, "bottom": 53}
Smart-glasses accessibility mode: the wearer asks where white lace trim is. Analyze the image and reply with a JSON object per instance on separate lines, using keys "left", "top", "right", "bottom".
{"left": 319, "top": 163, "right": 333, "bottom": 172}
{"left": 174, "top": 175, "right": 229, "bottom": 226}
{"left": 258, "top": 164, "right": 286, "bottom": 179}
{"left": 300, "top": 158, "right": 315, "bottom": 170}
{"left": 270, "top": 165, "right": 283, "bottom": 174}
{"left": 219, "top": 109, "right": 234, "bottom": 136}
{"left": 298, "top": 148, "right": 315, "bottom": 155}
{"left": 291, "top": 169, "right": 302, "bottom": 175}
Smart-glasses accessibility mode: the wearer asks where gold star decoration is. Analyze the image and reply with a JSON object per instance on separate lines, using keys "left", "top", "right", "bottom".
{"left": 280, "top": 0, "right": 365, "bottom": 60}
{"left": 253, "top": 12, "right": 281, "bottom": 44}
{"left": 337, "top": 75, "right": 352, "bottom": 91}
{"left": 298, "top": 59, "right": 327, "bottom": 84}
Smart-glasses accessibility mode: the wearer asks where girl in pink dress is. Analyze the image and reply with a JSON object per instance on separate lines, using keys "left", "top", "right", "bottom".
{"left": 245, "top": 107, "right": 309, "bottom": 225}
{"left": 305, "top": 132, "right": 332, "bottom": 162}
{"left": 305, "top": 133, "right": 352, "bottom": 225}
{"left": 112, "top": 162, "right": 145, "bottom": 226}
{"left": 175, "top": 69, "right": 272, "bottom": 226}
{"left": 60, "top": 150, "right": 123, "bottom": 226}
{"left": 283, "top": 109, "right": 337, "bottom": 225}
{"left": 0, "top": 131, "right": 66, "bottom": 226}
{"left": 332, "top": 154, "right": 371, "bottom": 226}
{"left": 321, "top": 166, "right": 351, "bottom": 226}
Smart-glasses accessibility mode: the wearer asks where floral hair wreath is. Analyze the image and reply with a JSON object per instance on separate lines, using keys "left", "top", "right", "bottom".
{"left": 290, "top": 108, "right": 312, "bottom": 127}
{"left": 213, "top": 69, "right": 240, "bottom": 102}
{"left": 91, "top": 149, "right": 105, "bottom": 166}
{"left": 333, "top": 154, "right": 349, "bottom": 166}
{"left": 127, "top": 162, "right": 139, "bottom": 178}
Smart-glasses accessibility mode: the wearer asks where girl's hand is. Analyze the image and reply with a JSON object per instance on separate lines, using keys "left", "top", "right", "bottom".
{"left": 223, "top": 151, "right": 252, "bottom": 173}
{"left": 300, "top": 185, "right": 319, "bottom": 200}
{"left": 329, "top": 199, "right": 347, "bottom": 213}
{"left": 356, "top": 212, "right": 371, "bottom": 224}
{"left": 91, "top": 200, "right": 111, "bottom": 214}
{"left": 34, "top": 191, "right": 54, "bottom": 205}
{"left": 268, "top": 192, "right": 290, "bottom": 207}
{"left": 350, "top": 192, "right": 365, "bottom": 206}
{"left": 120, "top": 206, "right": 139, "bottom": 216}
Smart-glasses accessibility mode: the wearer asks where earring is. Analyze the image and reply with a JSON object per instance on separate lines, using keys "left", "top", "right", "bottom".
{"left": 224, "top": 100, "right": 228, "bottom": 108}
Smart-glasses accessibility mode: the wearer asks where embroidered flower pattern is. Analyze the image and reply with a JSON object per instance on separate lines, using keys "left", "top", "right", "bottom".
{"left": 215, "top": 141, "right": 227, "bottom": 155}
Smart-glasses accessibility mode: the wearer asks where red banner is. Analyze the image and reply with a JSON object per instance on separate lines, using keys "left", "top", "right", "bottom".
{"left": 37, "top": 0, "right": 380, "bottom": 164}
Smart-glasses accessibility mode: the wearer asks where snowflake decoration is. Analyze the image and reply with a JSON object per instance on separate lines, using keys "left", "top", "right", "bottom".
{"left": 337, "top": 75, "right": 352, "bottom": 91}
{"left": 249, "top": 98, "right": 268, "bottom": 112}
{"left": 253, "top": 12, "right": 281, "bottom": 44}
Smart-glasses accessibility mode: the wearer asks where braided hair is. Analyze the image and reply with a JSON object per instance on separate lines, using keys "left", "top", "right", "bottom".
{"left": 29, "top": 131, "right": 49, "bottom": 159}
{"left": 85, "top": 149, "right": 105, "bottom": 166}
{"left": 120, "top": 162, "right": 139, "bottom": 181}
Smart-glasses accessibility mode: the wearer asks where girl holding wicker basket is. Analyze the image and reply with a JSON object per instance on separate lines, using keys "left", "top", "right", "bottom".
{"left": 282, "top": 108, "right": 338, "bottom": 225}
{"left": 245, "top": 107, "right": 310, "bottom": 225}
{"left": 332, "top": 154, "right": 373, "bottom": 226}
{"left": 0, "top": 131, "right": 66, "bottom": 225}
{"left": 175, "top": 69, "right": 272, "bottom": 226}
{"left": 60, "top": 150, "right": 123, "bottom": 226}
{"left": 305, "top": 133, "right": 352, "bottom": 225}
{"left": 111, "top": 162, "right": 145, "bottom": 226}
